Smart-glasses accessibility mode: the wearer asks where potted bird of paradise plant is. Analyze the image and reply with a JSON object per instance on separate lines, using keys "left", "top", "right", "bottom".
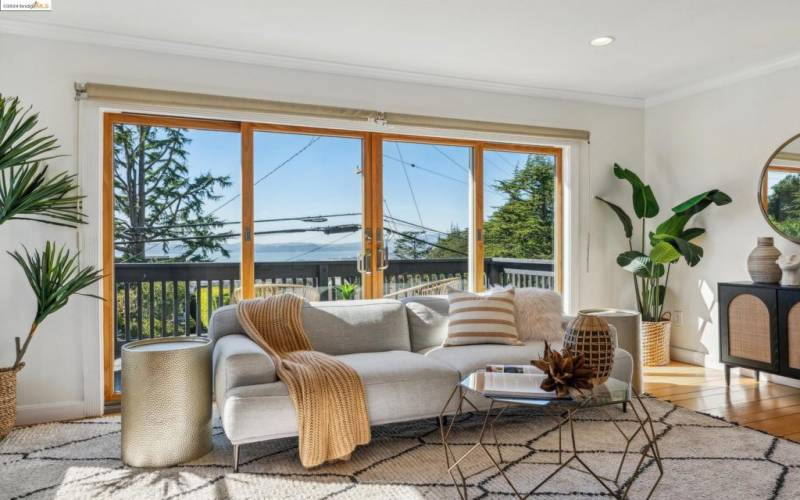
{"left": 0, "top": 95, "right": 103, "bottom": 439}
{"left": 596, "top": 164, "right": 731, "bottom": 366}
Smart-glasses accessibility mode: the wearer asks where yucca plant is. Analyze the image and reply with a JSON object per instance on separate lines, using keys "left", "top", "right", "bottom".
{"left": 596, "top": 164, "right": 732, "bottom": 322}
{"left": 8, "top": 242, "right": 103, "bottom": 370}
{"left": 0, "top": 95, "right": 100, "bottom": 439}
{"left": 0, "top": 95, "right": 60, "bottom": 171}
{"left": 0, "top": 95, "right": 83, "bottom": 227}
{"left": 0, "top": 162, "right": 85, "bottom": 226}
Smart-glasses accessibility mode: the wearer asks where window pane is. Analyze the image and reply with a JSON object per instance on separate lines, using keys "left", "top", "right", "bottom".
{"left": 112, "top": 124, "right": 240, "bottom": 391}
{"left": 253, "top": 132, "right": 364, "bottom": 301}
{"left": 483, "top": 150, "right": 557, "bottom": 290}
{"left": 382, "top": 141, "right": 470, "bottom": 297}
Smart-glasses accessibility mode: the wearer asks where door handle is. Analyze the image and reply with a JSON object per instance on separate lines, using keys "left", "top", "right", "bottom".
{"left": 357, "top": 250, "right": 372, "bottom": 275}
{"left": 378, "top": 246, "right": 389, "bottom": 271}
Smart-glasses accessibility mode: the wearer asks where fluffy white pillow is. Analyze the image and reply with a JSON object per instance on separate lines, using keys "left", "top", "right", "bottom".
{"left": 495, "top": 286, "right": 564, "bottom": 342}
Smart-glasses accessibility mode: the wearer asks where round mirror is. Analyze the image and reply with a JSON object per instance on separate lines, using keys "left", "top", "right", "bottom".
{"left": 760, "top": 133, "right": 800, "bottom": 243}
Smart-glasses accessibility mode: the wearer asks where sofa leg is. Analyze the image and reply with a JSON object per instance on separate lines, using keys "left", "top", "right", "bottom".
{"left": 233, "top": 444, "right": 240, "bottom": 473}
{"left": 622, "top": 401, "right": 628, "bottom": 413}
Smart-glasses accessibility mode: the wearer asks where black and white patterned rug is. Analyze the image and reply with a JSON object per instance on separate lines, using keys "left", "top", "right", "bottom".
{"left": 1, "top": 397, "right": 799, "bottom": 499}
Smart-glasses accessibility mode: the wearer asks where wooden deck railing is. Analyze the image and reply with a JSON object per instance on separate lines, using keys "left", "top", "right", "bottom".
{"left": 112, "top": 258, "right": 554, "bottom": 357}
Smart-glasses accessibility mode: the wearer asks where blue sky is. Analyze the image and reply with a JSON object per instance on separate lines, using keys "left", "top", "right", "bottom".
{"left": 164, "top": 129, "right": 544, "bottom": 261}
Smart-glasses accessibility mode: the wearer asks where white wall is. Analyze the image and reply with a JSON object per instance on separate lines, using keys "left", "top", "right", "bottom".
{"left": 645, "top": 65, "right": 800, "bottom": 367}
{"left": 0, "top": 32, "right": 644, "bottom": 423}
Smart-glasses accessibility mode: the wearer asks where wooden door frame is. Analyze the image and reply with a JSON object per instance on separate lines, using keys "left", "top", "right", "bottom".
{"left": 102, "top": 112, "right": 241, "bottom": 403}
{"left": 102, "top": 114, "right": 565, "bottom": 403}
{"left": 479, "top": 143, "right": 564, "bottom": 292}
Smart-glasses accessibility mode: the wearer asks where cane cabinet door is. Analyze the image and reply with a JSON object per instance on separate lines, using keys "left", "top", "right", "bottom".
{"left": 720, "top": 284, "right": 779, "bottom": 372}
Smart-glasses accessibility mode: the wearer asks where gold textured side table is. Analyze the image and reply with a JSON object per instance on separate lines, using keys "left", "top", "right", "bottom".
{"left": 121, "top": 337, "right": 213, "bottom": 467}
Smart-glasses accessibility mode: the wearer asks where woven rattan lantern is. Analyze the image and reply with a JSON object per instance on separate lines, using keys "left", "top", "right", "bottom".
{"left": 563, "top": 312, "right": 617, "bottom": 385}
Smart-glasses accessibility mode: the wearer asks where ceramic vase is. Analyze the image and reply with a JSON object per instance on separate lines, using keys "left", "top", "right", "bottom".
{"left": 747, "top": 237, "right": 782, "bottom": 284}
{"left": 563, "top": 312, "right": 617, "bottom": 385}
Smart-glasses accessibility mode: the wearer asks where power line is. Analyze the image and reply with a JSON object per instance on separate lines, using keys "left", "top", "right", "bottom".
{"left": 118, "top": 135, "right": 323, "bottom": 262}
{"left": 383, "top": 215, "right": 451, "bottom": 236}
{"left": 287, "top": 230, "right": 358, "bottom": 261}
{"left": 384, "top": 227, "right": 467, "bottom": 257}
{"left": 484, "top": 155, "right": 511, "bottom": 176}
{"left": 383, "top": 154, "right": 467, "bottom": 184}
{"left": 207, "top": 135, "right": 321, "bottom": 216}
{"left": 130, "top": 212, "right": 360, "bottom": 231}
{"left": 433, "top": 145, "right": 469, "bottom": 173}
{"left": 394, "top": 142, "right": 424, "bottom": 227}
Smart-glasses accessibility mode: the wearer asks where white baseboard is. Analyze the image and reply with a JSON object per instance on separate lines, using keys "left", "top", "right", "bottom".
{"left": 16, "top": 400, "right": 86, "bottom": 426}
{"left": 669, "top": 346, "right": 706, "bottom": 366}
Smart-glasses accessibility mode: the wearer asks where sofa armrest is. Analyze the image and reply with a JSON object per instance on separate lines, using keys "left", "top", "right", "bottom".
{"left": 561, "top": 314, "right": 575, "bottom": 331}
{"left": 213, "top": 334, "right": 277, "bottom": 403}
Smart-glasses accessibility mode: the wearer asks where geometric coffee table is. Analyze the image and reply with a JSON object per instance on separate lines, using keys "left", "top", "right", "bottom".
{"left": 439, "top": 371, "right": 663, "bottom": 499}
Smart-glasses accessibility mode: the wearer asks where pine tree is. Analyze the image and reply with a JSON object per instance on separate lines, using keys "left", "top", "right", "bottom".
{"left": 484, "top": 154, "right": 555, "bottom": 259}
{"left": 113, "top": 125, "right": 232, "bottom": 262}
{"left": 427, "top": 224, "right": 468, "bottom": 259}
{"left": 393, "top": 230, "right": 430, "bottom": 259}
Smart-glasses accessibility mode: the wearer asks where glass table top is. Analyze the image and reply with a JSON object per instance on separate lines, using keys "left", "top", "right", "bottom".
{"left": 461, "top": 370, "right": 630, "bottom": 408}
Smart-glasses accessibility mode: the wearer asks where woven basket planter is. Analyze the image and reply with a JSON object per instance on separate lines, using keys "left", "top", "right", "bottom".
{"left": 0, "top": 366, "right": 19, "bottom": 440}
{"left": 642, "top": 320, "right": 671, "bottom": 366}
{"left": 564, "top": 312, "right": 617, "bottom": 385}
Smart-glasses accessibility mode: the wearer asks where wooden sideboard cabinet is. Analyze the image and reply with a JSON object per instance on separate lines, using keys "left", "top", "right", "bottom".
{"left": 719, "top": 282, "right": 800, "bottom": 385}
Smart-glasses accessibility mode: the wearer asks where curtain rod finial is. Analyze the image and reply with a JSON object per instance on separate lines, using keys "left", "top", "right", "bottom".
{"left": 74, "top": 82, "right": 88, "bottom": 101}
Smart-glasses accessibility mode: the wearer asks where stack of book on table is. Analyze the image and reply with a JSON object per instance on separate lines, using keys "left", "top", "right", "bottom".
{"left": 480, "top": 365, "right": 568, "bottom": 399}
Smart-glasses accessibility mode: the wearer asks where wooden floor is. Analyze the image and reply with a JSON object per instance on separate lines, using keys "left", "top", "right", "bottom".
{"left": 645, "top": 362, "right": 800, "bottom": 442}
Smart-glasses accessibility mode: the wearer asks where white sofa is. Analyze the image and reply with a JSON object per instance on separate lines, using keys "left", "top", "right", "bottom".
{"left": 209, "top": 296, "right": 634, "bottom": 471}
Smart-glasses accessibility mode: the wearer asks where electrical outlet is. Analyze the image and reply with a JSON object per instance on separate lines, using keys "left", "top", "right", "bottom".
{"left": 673, "top": 311, "right": 683, "bottom": 327}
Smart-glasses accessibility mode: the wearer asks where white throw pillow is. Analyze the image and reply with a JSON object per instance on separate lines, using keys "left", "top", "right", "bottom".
{"left": 501, "top": 287, "right": 564, "bottom": 342}
{"left": 443, "top": 287, "right": 522, "bottom": 346}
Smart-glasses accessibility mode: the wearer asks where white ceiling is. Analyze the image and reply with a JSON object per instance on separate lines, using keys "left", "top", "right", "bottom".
{"left": 3, "top": 0, "right": 800, "bottom": 106}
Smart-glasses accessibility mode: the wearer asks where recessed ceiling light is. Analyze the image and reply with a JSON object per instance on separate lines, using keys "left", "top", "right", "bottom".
{"left": 590, "top": 36, "right": 615, "bottom": 47}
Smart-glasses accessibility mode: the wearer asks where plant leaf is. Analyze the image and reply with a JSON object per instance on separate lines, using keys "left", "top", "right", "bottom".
{"left": 595, "top": 196, "right": 633, "bottom": 238}
{"left": 613, "top": 163, "right": 659, "bottom": 219}
{"left": 0, "top": 162, "right": 85, "bottom": 227}
{"left": 672, "top": 189, "right": 732, "bottom": 216}
{"left": 654, "top": 214, "right": 691, "bottom": 239}
{"left": 0, "top": 96, "right": 61, "bottom": 171}
{"left": 680, "top": 227, "right": 706, "bottom": 241}
{"left": 617, "top": 250, "right": 662, "bottom": 277}
{"left": 652, "top": 234, "right": 704, "bottom": 266}
{"left": 650, "top": 241, "right": 681, "bottom": 264}
{"left": 9, "top": 242, "right": 104, "bottom": 326}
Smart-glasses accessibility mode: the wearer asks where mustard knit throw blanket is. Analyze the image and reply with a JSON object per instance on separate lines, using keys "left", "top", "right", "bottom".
{"left": 236, "top": 294, "right": 371, "bottom": 468}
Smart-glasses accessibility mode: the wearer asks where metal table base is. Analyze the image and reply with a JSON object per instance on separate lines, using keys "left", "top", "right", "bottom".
{"left": 438, "top": 386, "right": 663, "bottom": 499}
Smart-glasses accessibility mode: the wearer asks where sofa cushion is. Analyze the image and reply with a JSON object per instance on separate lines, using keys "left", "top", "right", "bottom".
{"left": 444, "top": 288, "right": 522, "bottom": 346}
{"left": 423, "top": 340, "right": 634, "bottom": 388}
{"left": 401, "top": 295, "right": 449, "bottom": 351}
{"left": 422, "top": 340, "right": 550, "bottom": 376}
{"left": 506, "top": 287, "right": 564, "bottom": 342}
{"left": 210, "top": 299, "right": 412, "bottom": 355}
{"left": 213, "top": 335, "right": 277, "bottom": 402}
{"left": 219, "top": 350, "right": 460, "bottom": 443}
{"left": 301, "top": 299, "right": 411, "bottom": 354}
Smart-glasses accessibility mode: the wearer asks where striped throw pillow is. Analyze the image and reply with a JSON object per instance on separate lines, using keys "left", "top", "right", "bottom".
{"left": 444, "top": 288, "right": 522, "bottom": 346}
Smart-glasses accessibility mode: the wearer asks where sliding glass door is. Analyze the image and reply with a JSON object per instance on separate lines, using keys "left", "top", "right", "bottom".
{"left": 105, "top": 115, "right": 241, "bottom": 399}
{"left": 481, "top": 146, "right": 562, "bottom": 290}
{"left": 380, "top": 139, "right": 472, "bottom": 298}
{"left": 103, "top": 115, "right": 563, "bottom": 401}
{"left": 250, "top": 129, "right": 369, "bottom": 301}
